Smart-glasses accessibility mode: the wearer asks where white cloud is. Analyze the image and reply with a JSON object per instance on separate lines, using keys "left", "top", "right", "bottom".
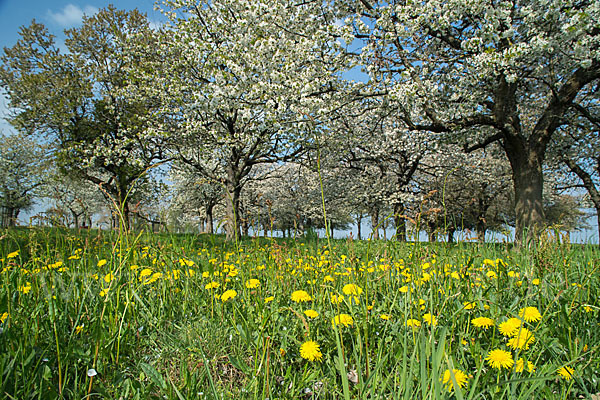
{"left": 47, "top": 4, "right": 98, "bottom": 27}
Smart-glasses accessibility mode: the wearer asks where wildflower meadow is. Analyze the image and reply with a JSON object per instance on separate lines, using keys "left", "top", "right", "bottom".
{"left": 0, "top": 227, "right": 598, "bottom": 399}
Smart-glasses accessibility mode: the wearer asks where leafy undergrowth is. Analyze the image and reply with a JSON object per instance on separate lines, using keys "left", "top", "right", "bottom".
{"left": 0, "top": 227, "right": 598, "bottom": 399}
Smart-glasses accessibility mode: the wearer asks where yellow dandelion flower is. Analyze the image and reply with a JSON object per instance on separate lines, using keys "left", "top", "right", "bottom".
{"left": 18, "top": 283, "right": 32, "bottom": 294}
{"left": 463, "top": 301, "right": 477, "bottom": 310}
{"left": 205, "top": 281, "right": 220, "bottom": 290}
{"left": 498, "top": 318, "right": 522, "bottom": 337}
{"left": 221, "top": 289, "right": 237, "bottom": 302}
{"left": 486, "top": 349, "right": 514, "bottom": 370}
{"left": 332, "top": 314, "right": 354, "bottom": 328}
{"left": 518, "top": 307, "right": 542, "bottom": 323}
{"left": 405, "top": 318, "right": 421, "bottom": 328}
{"left": 143, "top": 272, "right": 162, "bottom": 285}
{"left": 423, "top": 271, "right": 433, "bottom": 281}
{"left": 422, "top": 313, "right": 437, "bottom": 326}
{"left": 97, "top": 259, "right": 107, "bottom": 267}
{"left": 324, "top": 275, "right": 334, "bottom": 282}
{"left": 507, "top": 328, "right": 535, "bottom": 350}
{"left": 1, "top": 312, "right": 8, "bottom": 323}
{"left": 245, "top": 279, "right": 260, "bottom": 289}
{"left": 342, "top": 283, "right": 363, "bottom": 296}
{"left": 399, "top": 285, "right": 409, "bottom": 293}
{"left": 7, "top": 250, "right": 20, "bottom": 259}
{"left": 104, "top": 272, "right": 115, "bottom": 283}
{"left": 441, "top": 369, "right": 468, "bottom": 392}
{"left": 486, "top": 271, "right": 497, "bottom": 279}
{"left": 75, "top": 325, "right": 84, "bottom": 334}
{"left": 99, "top": 288, "right": 109, "bottom": 297}
{"left": 264, "top": 296, "right": 275, "bottom": 303}
{"left": 532, "top": 278, "right": 540, "bottom": 285}
{"left": 472, "top": 317, "right": 494, "bottom": 330}
{"left": 380, "top": 314, "right": 391, "bottom": 320}
{"left": 304, "top": 309, "right": 319, "bottom": 319}
{"left": 515, "top": 358, "right": 535, "bottom": 373}
{"left": 331, "top": 293, "right": 344, "bottom": 304}
{"left": 557, "top": 366, "right": 574, "bottom": 380}
{"left": 138, "top": 268, "right": 153, "bottom": 281}
{"left": 291, "top": 290, "right": 311, "bottom": 303}
{"left": 300, "top": 341, "right": 322, "bottom": 362}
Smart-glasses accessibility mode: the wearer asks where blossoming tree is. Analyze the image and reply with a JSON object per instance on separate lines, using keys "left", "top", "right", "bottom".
{"left": 0, "top": 7, "right": 165, "bottom": 229}
{"left": 342, "top": 0, "right": 600, "bottom": 242}
{"left": 131, "top": 0, "right": 347, "bottom": 240}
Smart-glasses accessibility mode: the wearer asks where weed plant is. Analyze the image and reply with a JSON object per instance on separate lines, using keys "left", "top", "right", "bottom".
{"left": 0, "top": 227, "right": 598, "bottom": 399}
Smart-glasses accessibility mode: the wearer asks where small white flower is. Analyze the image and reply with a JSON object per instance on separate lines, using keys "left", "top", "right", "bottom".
{"left": 87, "top": 368, "right": 97, "bottom": 377}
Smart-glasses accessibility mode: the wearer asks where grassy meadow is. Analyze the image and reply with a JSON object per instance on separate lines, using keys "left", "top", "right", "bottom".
{"left": 0, "top": 227, "right": 598, "bottom": 399}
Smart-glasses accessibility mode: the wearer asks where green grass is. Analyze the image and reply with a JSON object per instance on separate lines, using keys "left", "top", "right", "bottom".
{"left": 0, "top": 227, "right": 598, "bottom": 399}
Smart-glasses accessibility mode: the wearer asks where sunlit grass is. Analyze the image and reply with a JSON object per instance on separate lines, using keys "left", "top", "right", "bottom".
{"left": 0, "top": 227, "right": 598, "bottom": 399}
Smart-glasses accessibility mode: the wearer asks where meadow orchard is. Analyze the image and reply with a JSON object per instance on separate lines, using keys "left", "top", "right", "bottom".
{"left": 0, "top": 229, "right": 598, "bottom": 398}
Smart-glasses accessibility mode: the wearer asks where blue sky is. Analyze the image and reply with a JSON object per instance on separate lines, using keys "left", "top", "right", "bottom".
{"left": 0, "top": 0, "right": 166, "bottom": 133}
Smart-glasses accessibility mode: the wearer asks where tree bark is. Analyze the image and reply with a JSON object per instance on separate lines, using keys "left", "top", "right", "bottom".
{"left": 427, "top": 220, "right": 437, "bottom": 242}
{"left": 505, "top": 140, "right": 545, "bottom": 244}
{"left": 447, "top": 227, "right": 456, "bottom": 243}
{"left": 4, "top": 207, "right": 19, "bottom": 227}
{"left": 356, "top": 214, "right": 362, "bottom": 240}
{"left": 241, "top": 217, "right": 249, "bottom": 237}
{"left": 206, "top": 203, "right": 214, "bottom": 235}
{"left": 122, "top": 200, "right": 131, "bottom": 231}
{"left": 476, "top": 220, "right": 486, "bottom": 243}
{"left": 225, "top": 181, "right": 241, "bottom": 240}
{"left": 393, "top": 202, "right": 407, "bottom": 242}
{"left": 370, "top": 208, "right": 380, "bottom": 240}
{"left": 73, "top": 212, "right": 80, "bottom": 230}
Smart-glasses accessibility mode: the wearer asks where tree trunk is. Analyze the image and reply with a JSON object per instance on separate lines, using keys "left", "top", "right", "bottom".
{"left": 476, "top": 220, "right": 486, "bottom": 243}
{"left": 122, "top": 200, "right": 131, "bottom": 231}
{"left": 428, "top": 220, "right": 437, "bottom": 242}
{"left": 206, "top": 204, "right": 214, "bottom": 235}
{"left": 199, "top": 218, "right": 206, "bottom": 234}
{"left": 506, "top": 144, "right": 545, "bottom": 244}
{"left": 11, "top": 208, "right": 19, "bottom": 227}
{"left": 224, "top": 174, "right": 241, "bottom": 241}
{"left": 241, "top": 218, "right": 249, "bottom": 237}
{"left": 393, "top": 202, "right": 406, "bottom": 242}
{"left": 370, "top": 208, "right": 380, "bottom": 240}
{"left": 356, "top": 214, "right": 362, "bottom": 240}
{"left": 73, "top": 212, "right": 79, "bottom": 230}
{"left": 447, "top": 227, "right": 456, "bottom": 243}
{"left": 1, "top": 207, "right": 10, "bottom": 227}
